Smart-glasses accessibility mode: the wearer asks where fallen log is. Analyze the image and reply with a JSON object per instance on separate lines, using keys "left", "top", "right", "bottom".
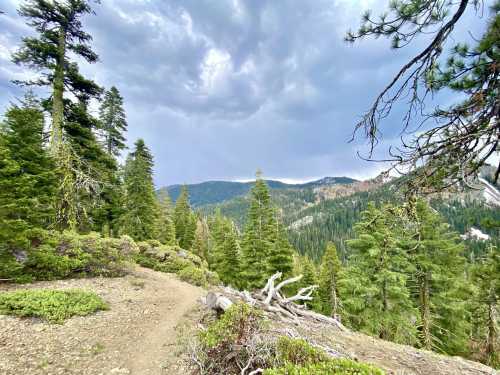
{"left": 205, "top": 273, "right": 347, "bottom": 332}
{"left": 206, "top": 292, "right": 233, "bottom": 312}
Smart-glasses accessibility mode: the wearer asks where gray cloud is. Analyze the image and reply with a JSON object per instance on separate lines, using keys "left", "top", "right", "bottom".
{"left": 0, "top": 0, "right": 491, "bottom": 185}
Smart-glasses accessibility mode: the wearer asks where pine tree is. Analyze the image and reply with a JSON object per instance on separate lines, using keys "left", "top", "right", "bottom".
{"left": 13, "top": 0, "right": 103, "bottom": 230}
{"left": 318, "top": 242, "right": 343, "bottom": 319}
{"left": 99, "top": 86, "right": 127, "bottom": 157}
{"left": 157, "top": 190, "right": 176, "bottom": 245}
{"left": 342, "top": 203, "right": 417, "bottom": 344}
{"left": 240, "top": 171, "right": 276, "bottom": 289}
{"left": 268, "top": 211, "right": 294, "bottom": 278}
{"left": 208, "top": 209, "right": 230, "bottom": 271}
{"left": 404, "top": 199, "right": 470, "bottom": 354}
{"left": 300, "top": 256, "right": 320, "bottom": 311}
{"left": 174, "top": 186, "right": 196, "bottom": 250}
{"left": 192, "top": 218, "right": 210, "bottom": 261}
{"left": 470, "top": 245, "right": 499, "bottom": 368}
{"left": 0, "top": 98, "right": 57, "bottom": 246}
{"left": 13, "top": 0, "right": 100, "bottom": 153}
{"left": 120, "top": 139, "right": 159, "bottom": 241}
{"left": 219, "top": 223, "right": 241, "bottom": 289}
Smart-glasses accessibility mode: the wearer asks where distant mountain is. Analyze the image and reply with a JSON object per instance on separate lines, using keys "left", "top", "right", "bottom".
{"left": 187, "top": 170, "right": 500, "bottom": 261}
{"left": 159, "top": 176, "right": 357, "bottom": 207}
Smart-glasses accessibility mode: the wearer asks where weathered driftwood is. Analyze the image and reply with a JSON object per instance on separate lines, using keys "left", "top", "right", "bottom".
{"left": 206, "top": 292, "right": 233, "bottom": 312}
{"left": 205, "top": 272, "right": 346, "bottom": 332}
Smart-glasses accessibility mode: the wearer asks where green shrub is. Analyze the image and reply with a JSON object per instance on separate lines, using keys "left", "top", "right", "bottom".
{"left": 136, "top": 243, "right": 220, "bottom": 287}
{"left": 263, "top": 359, "right": 385, "bottom": 375}
{"left": 276, "top": 337, "right": 329, "bottom": 366}
{"left": 200, "top": 302, "right": 263, "bottom": 349}
{"left": 1, "top": 230, "right": 136, "bottom": 282}
{"left": 268, "top": 337, "right": 385, "bottom": 374}
{"left": 178, "top": 266, "right": 207, "bottom": 287}
{"left": 0, "top": 289, "right": 108, "bottom": 323}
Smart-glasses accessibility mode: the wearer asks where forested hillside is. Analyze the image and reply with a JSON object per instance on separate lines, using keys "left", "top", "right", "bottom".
{"left": 161, "top": 176, "right": 356, "bottom": 207}
{"left": 194, "top": 172, "right": 500, "bottom": 261}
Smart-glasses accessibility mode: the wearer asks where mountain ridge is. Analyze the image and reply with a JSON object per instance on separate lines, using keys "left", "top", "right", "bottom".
{"left": 160, "top": 176, "right": 358, "bottom": 207}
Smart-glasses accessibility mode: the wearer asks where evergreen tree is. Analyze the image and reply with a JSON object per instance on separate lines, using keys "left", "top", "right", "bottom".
{"left": 268, "top": 211, "right": 294, "bottom": 278}
{"left": 404, "top": 199, "right": 470, "bottom": 354}
{"left": 470, "top": 246, "right": 499, "bottom": 368}
{"left": 13, "top": 0, "right": 103, "bottom": 230}
{"left": 318, "top": 242, "right": 343, "bottom": 319}
{"left": 13, "top": 0, "right": 100, "bottom": 153}
{"left": 240, "top": 171, "right": 276, "bottom": 289}
{"left": 0, "top": 97, "right": 58, "bottom": 249}
{"left": 157, "top": 190, "right": 176, "bottom": 245}
{"left": 99, "top": 86, "right": 127, "bottom": 156}
{"left": 219, "top": 223, "right": 241, "bottom": 289}
{"left": 120, "top": 139, "right": 159, "bottom": 241}
{"left": 174, "top": 186, "right": 196, "bottom": 250}
{"left": 342, "top": 203, "right": 416, "bottom": 344}
{"left": 192, "top": 218, "right": 210, "bottom": 261}
{"left": 300, "top": 256, "right": 320, "bottom": 311}
{"left": 208, "top": 209, "right": 231, "bottom": 271}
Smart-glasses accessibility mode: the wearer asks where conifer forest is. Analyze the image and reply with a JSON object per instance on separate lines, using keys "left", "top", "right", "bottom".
{"left": 0, "top": 1, "right": 498, "bottom": 374}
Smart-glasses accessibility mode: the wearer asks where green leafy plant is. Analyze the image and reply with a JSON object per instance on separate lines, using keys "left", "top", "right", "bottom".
{"left": 0, "top": 289, "right": 108, "bottom": 323}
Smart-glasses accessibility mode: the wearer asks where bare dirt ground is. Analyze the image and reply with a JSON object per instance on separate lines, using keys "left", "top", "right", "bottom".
{"left": 0, "top": 266, "right": 204, "bottom": 375}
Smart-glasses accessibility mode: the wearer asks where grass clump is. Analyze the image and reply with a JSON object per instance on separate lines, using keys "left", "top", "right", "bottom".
{"left": 0, "top": 289, "right": 108, "bottom": 323}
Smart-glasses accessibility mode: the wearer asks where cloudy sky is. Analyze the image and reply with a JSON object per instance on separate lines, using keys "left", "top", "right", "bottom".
{"left": 0, "top": 0, "right": 489, "bottom": 186}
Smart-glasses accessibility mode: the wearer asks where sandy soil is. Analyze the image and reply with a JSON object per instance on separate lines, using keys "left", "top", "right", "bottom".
{"left": 0, "top": 266, "right": 204, "bottom": 375}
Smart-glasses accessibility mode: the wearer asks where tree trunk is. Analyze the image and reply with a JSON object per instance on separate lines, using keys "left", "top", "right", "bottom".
{"left": 419, "top": 274, "right": 432, "bottom": 350}
{"left": 51, "top": 26, "right": 67, "bottom": 153}
{"left": 486, "top": 287, "right": 497, "bottom": 361}
{"left": 330, "top": 275, "right": 340, "bottom": 320}
{"left": 380, "top": 278, "right": 388, "bottom": 340}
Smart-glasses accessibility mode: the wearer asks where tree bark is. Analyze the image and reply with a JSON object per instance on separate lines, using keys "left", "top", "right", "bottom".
{"left": 486, "top": 287, "right": 497, "bottom": 360}
{"left": 51, "top": 26, "right": 67, "bottom": 153}
{"left": 419, "top": 274, "right": 432, "bottom": 350}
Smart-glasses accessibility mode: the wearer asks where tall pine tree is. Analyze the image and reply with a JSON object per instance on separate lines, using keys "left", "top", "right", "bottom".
{"left": 157, "top": 190, "right": 176, "bottom": 245}
{"left": 268, "top": 211, "right": 294, "bottom": 279}
{"left": 0, "top": 97, "right": 56, "bottom": 246}
{"left": 342, "top": 203, "right": 417, "bottom": 344}
{"left": 240, "top": 171, "right": 276, "bottom": 289}
{"left": 404, "top": 199, "right": 469, "bottom": 354}
{"left": 174, "top": 186, "right": 196, "bottom": 250}
{"left": 99, "top": 86, "right": 127, "bottom": 157}
{"left": 13, "top": 0, "right": 103, "bottom": 230}
{"left": 470, "top": 245, "right": 499, "bottom": 368}
{"left": 120, "top": 139, "right": 159, "bottom": 241}
{"left": 318, "top": 242, "right": 343, "bottom": 319}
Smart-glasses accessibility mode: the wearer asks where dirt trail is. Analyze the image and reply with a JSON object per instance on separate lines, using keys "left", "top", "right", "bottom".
{"left": 0, "top": 267, "right": 204, "bottom": 375}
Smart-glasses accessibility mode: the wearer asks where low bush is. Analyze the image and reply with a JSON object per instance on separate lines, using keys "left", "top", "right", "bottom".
{"left": 263, "top": 359, "right": 385, "bottom": 375}
{"left": 0, "top": 230, "right": 137, "bottom": 282}
{"left": 275, "top": 336, "right": 329, "bottom": 366}
{"left": 178, "top": 266, "right": 207, "bottom": 287}
{"left": 191, "top": 303, "right": 385, "bottom": 375}
{"left": 0, "top": 289, "right": 108, "bottom": 323}
{"left": 195, "top": 303, "right": 272, "bottom": 374}
{"left": 200, "top": 302, "right": 264, "bottom": 349}
{"left": 136, "top": 242, "right": 219, "bottom": 287}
